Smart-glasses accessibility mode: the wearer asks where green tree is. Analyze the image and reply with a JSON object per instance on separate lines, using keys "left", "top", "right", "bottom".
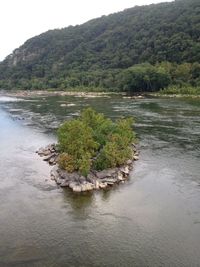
{"left": 57, "top": 108, "right": 136, "bottom": 175}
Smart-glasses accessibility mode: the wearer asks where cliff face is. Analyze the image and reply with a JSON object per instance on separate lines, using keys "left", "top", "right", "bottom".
{"left": 0, "top": 0, "right": 200, "bottom": 89}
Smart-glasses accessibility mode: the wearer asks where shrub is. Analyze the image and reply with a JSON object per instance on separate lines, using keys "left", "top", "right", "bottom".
{"left": 58, "top": 153, "right": 76, "bottom": 173}
{"left": 57, "top": 108, "right": 136, "bottom": 176}
{"left": 160, "top": 85, "right": 200, "bottom": 95}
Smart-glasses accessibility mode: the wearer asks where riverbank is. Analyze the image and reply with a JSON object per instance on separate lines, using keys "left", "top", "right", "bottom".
{"left": 36, "top": 143, "right": 139, "bottom": 192}
{"left": 0, "top": 89, "right": 148, "bottom": 100}
{"left": 150, "top": 93, "right": 200, "bottom": 99}
{"left": 0, "top": 90, "right": 121, "bottom": 98}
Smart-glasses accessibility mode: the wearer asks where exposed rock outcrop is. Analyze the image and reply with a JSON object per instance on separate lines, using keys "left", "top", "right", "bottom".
{"left": 36, "top": 143, "right": 139, "bottom": 193}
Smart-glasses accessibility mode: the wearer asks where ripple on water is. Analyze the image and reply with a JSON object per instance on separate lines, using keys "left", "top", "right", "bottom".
{"left": 0, "top": 95, "right": 200, "bottom": 266}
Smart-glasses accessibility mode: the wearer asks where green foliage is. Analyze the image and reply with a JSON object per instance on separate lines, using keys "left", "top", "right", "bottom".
{"left": 58, "top": 153, "right": 76, "bottom": 173}
{"left": 58, "top": 119, "right": 99, "bottom": 159}
{"left": 57, "top": 108, "right": 135, "bottom": 175}
{"left": 119, "top": 63, "right": 171, "bottom": 92}
{"left": 160, "top": 85, "right": 200, "bottom": 95}
{"left": 0, "top": 0, "right": 200, "bottom": 92}
{"left": 94, "top": 118, "right": 134, "bottom": 170}
{"left": 80, "top": 107, "right": 114, "bottom": 146}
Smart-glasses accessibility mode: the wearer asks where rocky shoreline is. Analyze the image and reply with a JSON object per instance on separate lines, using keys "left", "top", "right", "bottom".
{"left": 1, "top": 90, "right": 119, "bottom": 98}
{"left": 1, "top": 90, "right": 146, "bottom": 100}
{"left": 36, "top": 144, "right": 139, "bottom": 193}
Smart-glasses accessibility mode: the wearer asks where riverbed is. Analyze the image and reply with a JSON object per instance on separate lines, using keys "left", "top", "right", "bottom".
{"left": 0, "top": 94, "right": 200, "bottom": 266}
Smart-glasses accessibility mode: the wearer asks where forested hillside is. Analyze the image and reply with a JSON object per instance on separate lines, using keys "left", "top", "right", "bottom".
{"left": 0, "top": 0, "right": 200, "bottom": 92}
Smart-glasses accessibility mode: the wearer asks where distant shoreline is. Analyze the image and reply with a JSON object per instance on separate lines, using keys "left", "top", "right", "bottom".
{"left": 150, "top": 93, "right": 200, "bottom": 99}
{"left": 0, "top": 90, "right": 147, "bottom": 99}
{"left": 2, "top": 90, "right": 199, "bottom": 99}
{"left": 1, "top": 90, "right": 120, "bottom": 98}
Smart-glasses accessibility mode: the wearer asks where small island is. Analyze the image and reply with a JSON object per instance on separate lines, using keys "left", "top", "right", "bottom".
{"left": 37, "top": 108, "right": 139, "bottom": 192}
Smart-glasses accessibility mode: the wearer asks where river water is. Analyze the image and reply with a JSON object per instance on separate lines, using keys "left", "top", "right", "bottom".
{"left": 0, "top": 94, "right": 200, "bottom": 267}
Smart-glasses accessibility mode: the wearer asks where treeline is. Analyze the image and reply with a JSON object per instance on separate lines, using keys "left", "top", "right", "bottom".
{"left": 0, "top": 62, "right": 200, "bottom": 93}
{"left": 0, "top": 0, "right": 200, "bottom": 91}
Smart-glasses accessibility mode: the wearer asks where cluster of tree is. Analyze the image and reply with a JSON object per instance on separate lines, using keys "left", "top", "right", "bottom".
{"left": 160, "top": 85, "right": 200, "bottom": 95}
{"left": 119, "top": 61, "right": 200, "bottom": 92}
{"left": 1, "top": 61, "right": 199, "bottom": 93}
{"left": 57, "top": 108, "right": 135, "bottom": 176}
{"left": 0, "top": 0, "right": 200, "bottom": 91}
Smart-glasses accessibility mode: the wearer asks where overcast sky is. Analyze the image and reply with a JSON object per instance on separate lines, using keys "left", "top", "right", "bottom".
{"left": 0, "top": 0, "right": 173, "bottom": 61}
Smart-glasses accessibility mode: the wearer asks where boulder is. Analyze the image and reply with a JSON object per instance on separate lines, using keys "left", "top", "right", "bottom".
{"left": 117, "top": 172, "right": 124, "bottom": 181}
{"left": 81, "top": 183, "right": 94, "bottom": 192}
{"left": 126, "top": 159, "right": 132, "bottom": 165}
{"left": 43, "top": 154, "right": 55, "bottom": 161}
{"left": 69, "top": 182, "right": 77, "bottom": 189}
{"left": 37, "top": 142, "right": 139, "bottom": 193}
{"left": 36, "top": 147, "right": 45, "bottom": 155}
{"left": 133, "top": 155, "right": 139, "bottom": 161}
{"left": 50, "top": 166, "right": 59, "bottom": 181}
{"left": 56, "top": 178, "right": 64, "bottom": 185}
{"left": 101, "top": 177, "right": 117, "bottom": 185}
{"left": 49, "top": 157, "right": 57, "bottom": 165}
{"left": 96, "top": 169, "right": 116, "bottom": 179}
{"left": 87, "top": 173, "right": 96, "bottom": 183}
{"left": 72, "top": 185, "right": 82, "bottom": 192}
{"left": 42, "top": 150, "right": 52, "bottom": 156}
{"left": 60, "top": 180, "right": 69, "bottom": 187}
{"left": 94, "top": 180, "right": 100, "bottom": 190}
{"left": 120, "top": 166, "right": 129, "bottom": 175}
{"left": 79, "top": 176, "right": 86, "bottom": 184}
{"left": 99, "top": 182, "right": 107, "bottom": 189}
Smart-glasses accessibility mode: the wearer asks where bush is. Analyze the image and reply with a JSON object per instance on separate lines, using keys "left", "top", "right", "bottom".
{"left": 160, "top": 85, "right": 200, "bottom": 95}
{"left": 94, "top": 118, "right": 135, "bottom": 170}
{"left": 57, "top": 108, "right": 136, "bottom": 176}
{"left": 58, "top": 153, "right": 76, "bottom": 173}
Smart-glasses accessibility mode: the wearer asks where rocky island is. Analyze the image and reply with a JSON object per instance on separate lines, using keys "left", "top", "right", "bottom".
{"left": 37, "top": 108, "right": 139, "bottom": 192}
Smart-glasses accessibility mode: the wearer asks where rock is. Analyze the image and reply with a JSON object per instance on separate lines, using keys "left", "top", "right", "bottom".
{"left": 37, "top": 142, "right": 139, "bottom": 193}
{"left": 101, "top": 177, "right": 117, "bottom": 185}
{"left": 96, "top": 169, "right": 116, "bottom": 179}
{"left": 36, "top": 147, "right": 45, "bottom": 155}
{"left": 79, "top": 176, "right": 86, "bottom": 184}
{"left": 43, "top": 150, "right": 52, "bottom": 156}
{"left": 56, "top": 178, "right": 64, "bottom": 185}
{"left": 73, "top": 185, "right": 82, "bottom": 192}
{"left": 43, "top": 154, "right": 54, "bottom": 161}
{"left": 126, "top": 159, "right": 132, "bottom": 165}
{"left": 105, "top": 181, "right": 114, "bottom": 186}
{"left": 57, "top": 169, "right": 71, "bottom": 180}
{"left": 50, "top": 166, "right": 59, "bottom": 181}
{"left": 87, "top": 173, "right": 96, "bottom": 183}
{"left": 49, "top": 157, "right": 56, "bottom": 165}
{"left": 69, "top": 182, "right": 77, "bottom": 189}
{"left": 81, "top": 183, "right": 94, "bottom": 191}
{"left": 60, "top": 180, "right": 69, "bottom": 187}
{"left": 95, "top": 180, "right": 100, "bottom": 189}
{"left": 36, "top": 144, "right": 57, "bottom": 157}
{"left": 99, "top": 182, "right": 107, "bottom": 189}
{"left": 117, "top": 172, "right": 124, "bottom": 181}
{"left": 120, "top": 166, "right": 129, "bottom": 175}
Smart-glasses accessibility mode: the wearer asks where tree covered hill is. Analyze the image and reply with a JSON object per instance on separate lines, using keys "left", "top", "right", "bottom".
{"left": 0, "top": 0, "right": 200, "bottom": 91}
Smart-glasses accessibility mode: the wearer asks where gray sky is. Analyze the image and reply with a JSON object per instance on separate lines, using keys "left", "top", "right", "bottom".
{"left": 0, "top": 0, "right": 173, "bottom": 61}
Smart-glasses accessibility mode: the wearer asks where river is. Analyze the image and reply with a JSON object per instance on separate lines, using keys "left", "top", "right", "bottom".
{"left": 0, "top": 94, "right": 200, "bottom": 267}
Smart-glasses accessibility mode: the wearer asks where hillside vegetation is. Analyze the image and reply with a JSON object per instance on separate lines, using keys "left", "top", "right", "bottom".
{"left": 0, "top": 0, "right": 200, "bottom": 92}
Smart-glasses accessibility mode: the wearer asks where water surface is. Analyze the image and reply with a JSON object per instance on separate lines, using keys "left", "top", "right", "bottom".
{"left": 0, "top": 95, "right": 200, "bottom": 267}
